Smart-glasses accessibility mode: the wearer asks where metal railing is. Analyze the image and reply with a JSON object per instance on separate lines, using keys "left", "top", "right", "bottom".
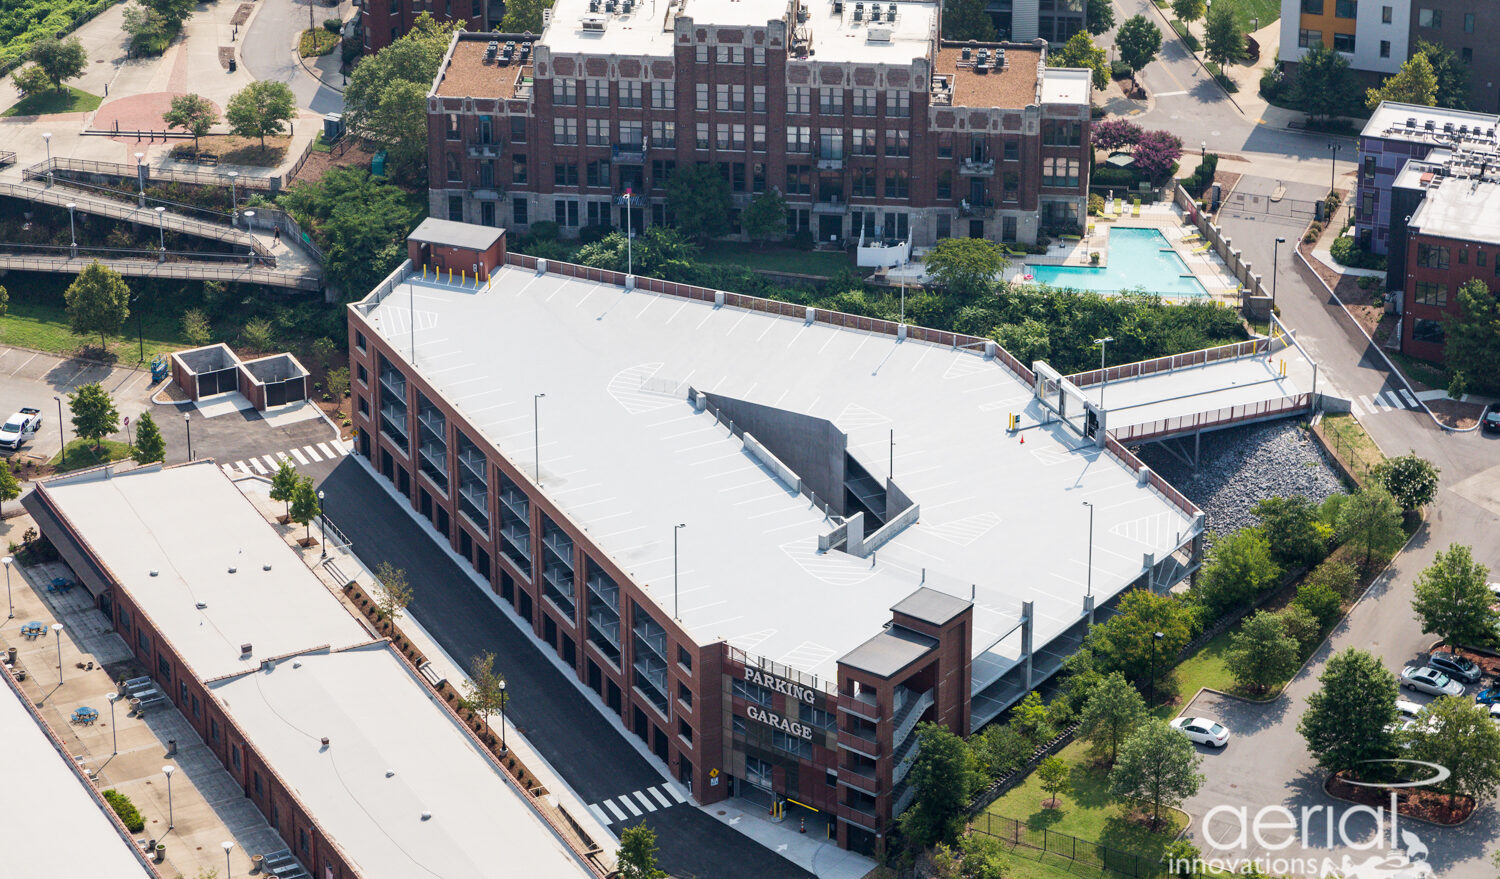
{"left": 0, "top": 181, "right": 256, "bottom": 247}
{"left": 1067, "top": 336, "right": 1271, "bottom": 388}
{"left": 20, "top": 166, "right": 235, "bottom": 221}
{"left": 971, "top": 813, "right": 1163, "bottom": 878}
{"left": 0, "top": 241, "right": 277, "bottom": 268}
{"left": 0, "top": 151, "right": 15, "bottom": 168}
{"left": 725, "top": 645, "right": 840, "bottom": 697}
{"left": 1111, "top": 393, "right": 1315, "bottom": 443}
{"left": 0, "top": 254, "right": 318, "bottom": 290}
{"left": 25, "top": 156, "right": 280, "bottom": 190}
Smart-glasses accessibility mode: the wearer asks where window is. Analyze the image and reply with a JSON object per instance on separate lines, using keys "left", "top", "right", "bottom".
{"left": 1418, "top": 8, "right": 1441, "bottom": 28}
{"left": 358, "top": 395, "right": 369, "bottom": 416}
{"left": 752, "top": 162, "right": 766, "bottom": 192}
{"left": 1334, "top": 0, "right": 1356, "bottom": 18}
{"left": 586, "top": 199, "right": 610, "bottom": 227}
{"left": 679, "top": 719, "right": 694, "bottom": 744}
{"left": 695, "top": 44, "right": 709, "bottom": 63}
{"left": 785, "top": 164, "right": 811, "bottom": 195}
{"left": 511, "top": 116, "right": 526, "bottom": 143}
{"left": 1003, "top": 170, "right": 1020, "bottom": 201}
{"left": 936, "top": 169, "right": 952, "bottom": 199}
{"left": 651, "top": 82, "right": 675, "bottom": 109}
{"left": 731, "top": 123, "right": 746, "bottom": 150}
{"left": 1042, "top": 157, "right": 1080, "bottom": 187}
{"left": 553, "top": 118, "right": 577, "bottom": 145}
{"left": 696, "top": 83, "right": 709, "bottom": 111}
{"left": 1333, "top": 32, "right": 1356, "bottom": 52}
{"left": 651, "top": 158, "right": 675, "bottom": 186}
{"left": 356, "top": 363, "right": 368, "bottom": 385}
{"left": 819, "top": 88, "right": 844, "bottom": 115}
{"left": 231, "top": 745, "right": 241, "bottom": 770}
{"left": 1416, "top": 242, "right": 1450, "bottom": 269}
{"left": 555, "top": 163, "right": 579, "bottom": 186}
{"left": 210, "top": 718, "right": 220, "bottom": 743}
{"left": 852, "top": 88, "right": 877, "bottom": 116}
{"left": 753, "top": 46, "right": 766, "bottom": 64}
{"left": 728, "top": 84, "right": 745, "bottom": 111}
{"left": 1300, "top": 0, "right": 1322, "bottom": 11}
{"left": 752, "top": 125, "right": 767, "bottom": 151}
{"left": 715, "top": 123, "right": 731, "bottom": 150}
{"left": 716, "top": 45, "right": 745, "bottom": 63}
{"left": 884, "top": 168, "right": 909, "bottom": 198}
{"left": 752, "top": 85, "right": 767, "bottom": 112}
{"left": 1458, "top": 247, "right": 1468, "bottom": 265}
{"left": 556, "top": 79, "right": 577, "bottom": 106}
{"left": 355, "top": 331, "right": 366, "bottom": 352}
{"left": 1412, "top": 318, "right": 1445, "bottom": 343}
{"left": 555, "top": 198, "right": 579, "bottom": 226}
{"left": 1464, "top": 12, "right": 1475, "bottom": 32}
{"left": 1479, "top": 250, "right": 1488, "bottom": 268}
{"left": 1298, "top": 29, "right": 1322, "bottom": 48}
{"left": 447, "top": 195, "right": 462, "bottom": 221}
{"left": 1380, "top": 40, "right": 1391, "bottom": 58}
{"left": 620, "top": 80, "right": 642, "bottom": 108}
{"left": 158, "top": 654, "right": 172, "bottom": 681}
{"left": 651, "top": 121, "right": 675, "bottom": 148}
{"left": 787, "top": 126, "right": 811, "bottom": 153}
{"left": 852, "top": 166, "right": 876, "bottom": 197}
{"left": 1043, "top": 121, "right": 1082, "bottom": 146}
{"left": 253, "top": 771, "right": 263, "bottom": 797}
{"left": 695, "top": 122, "right": 709, "bottom": 150}
{"left": 512, "top": 154, "right": 527, "bottom": 184}
{"left": 677, "top": 646, "right": 692, "bottom": 671}
{"left": 1004, "top": 139, "right": 1019, "bottom": 161}
{"left": 1462, "top": 47, "right": 1472, "bottom": 64}
{"left": 733, "top": 678, "right": 773, "bottom": 706}
{"left": 445, "top": 153, "right": 461, "bottom": 183}
{"left": 885, "top": 129, "right": 910, "bottom": 157}
{"left": 586, "top": 118, "right": 609, "bottom": 146}
{"left": 799, "top": 702, "right": 837, "bottom": 731}
{"left": 886, "top": 90, "right": 910, "bottom": 117}
{"left": 852, "top": 129, "right": 876, "bottom": 155}
{"left": 586, "top": 159, "right": 610, "bottom": 186}
{"left": 446, "top": 114, "right": 460, "bottom": 141}
{"left": 773, "top": 730, "right": 812, "bottom": 759}
{"left": 1381, "top": 4, "right": 1392, "bottom": 21}
{"left": 1413, "top": 281, "right": 1447, "bottom": 306}
{"left": 787, "top": 86, "right": 811, "bottom": 114}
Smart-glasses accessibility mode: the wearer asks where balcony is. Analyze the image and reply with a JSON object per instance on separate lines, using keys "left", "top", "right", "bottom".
{"left": 839, "top": 690, "right": 880, "bottom": 721}
{"left": 839, "top": 764, "right": 880, "bottom": 795}
{"left": 467, "top": 141, "right": 500, "bottom": 158}
{"left": 611, "top": 142, "right": 647, "bottom": 163}
{"left": 812, "top": 196, "right": 846, "bottom": 215}
{"left": 816, "top": 151, "right": 845, "bottom": 171}
{"left": 499, "top": 488, "right": 528, "bottom": 518}
{"left": 959, "top": 199, "right": 994, "bottom": 219}
{"left": 959, "top": 158, "right": 996, "bottom": 176}
{"left": 838, "top": 727, "right": 880, "bottom": 759}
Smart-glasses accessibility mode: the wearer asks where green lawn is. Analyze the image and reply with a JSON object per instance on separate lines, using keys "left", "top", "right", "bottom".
{"left": 0, "top": 293, "right": 191, "bottom": 366}
{"left": 1171, "top": 629, "right": 1236, "bottom": 708}
{"left": 1317, "top": 412, "right": 1384, "bottom": 481}
{"left": 1218, "top": 0, "right": 1279, "bottom": 32}
{"left": 2, "top": 85, "right": 102, "bottom": 117}
{"left": 697, "top": 242, "right": 852, "bottom": 277}
{"left": 980, "top": 740, "right": 1185, "bottom": 872}
{"left": 50, "top": 438, "right": 132, "bottom": 473}
{"left": 1387, "top": 352, "right": 1447, "bottom": 392}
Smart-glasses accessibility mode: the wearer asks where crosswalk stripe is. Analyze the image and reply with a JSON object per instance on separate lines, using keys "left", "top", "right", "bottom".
{"left": 236, "top": 461, "right": 252, "bottom": 475}
{"left": 247, "top": 457, "right": 267, "bottom": 474}
{"left": 317, "top": 442, "right": 337, "bottom": 458}
{"left": 618, "top": 795, "right": 642, "bottom": 817}
{"left": 261, "top": 455, "right": 280, "bottom": 471}
{"left": 288, "top": 447, "right": 309, "bottom": 465}
{"left": 221, "top": 464, "right": 236, "bottom": 476}
{"left": 664, "top": 784, "right": 688, "bottom": 804}
{"left": 589, "top": 804, "right": 612, "bottom": 825}
{"left": 648, "top": 787, "right": 672, "bottom": 808}
{"left": 1399, "top": 389, "right": 1418, "bottom": 407}
{"left": 603, "top": 799, "right": 627, "bottom": 821}
{"left": 633, "top": 791, "right": 658, "bottom": 812}
{"left": 302, "top": 444, "right": 322, "bottom": 462}
{"left": 1350, "top": 401, "right": 1365, "bottom": 418}
{"left": 1384, "top": 391, "right": 1405, "bottom": 409}
{"left": 1366, "top": 394, "right": 1387, "bottom": 411}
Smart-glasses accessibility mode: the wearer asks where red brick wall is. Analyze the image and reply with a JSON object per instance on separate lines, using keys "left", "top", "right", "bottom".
{"left": 1401, "top": 231, "right": 1491, "bottom": 363}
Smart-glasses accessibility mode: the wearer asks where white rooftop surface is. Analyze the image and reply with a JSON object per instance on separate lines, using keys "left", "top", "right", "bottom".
{"left": 37, "top": 463, "right": 370, "bottom": 679}
{"left": 210, "top": 643, "right": 591, "bottom": 879}
{"left": 1089, "top": 350, "right": 1316, "bottom": 431}
{"left": 0, "top": 684, "right": 152, "bottom": 876}
{"left": 1040, "top": 68, "right": 1090, "bottom": 105}
{"left": 1362, "top": 101, "right": 1500, "bottom": 140}
{"left": 361, "top": 265, "right": 1197, "bottom": 684}
{"left": 800, "top": 0, "right": 937, "bottom": 64}
{"left": 542, "top": 0, "right": 677, "bottom": 58}
{"left": 1409, "top": 176, "right": 1500, "bottom": 245}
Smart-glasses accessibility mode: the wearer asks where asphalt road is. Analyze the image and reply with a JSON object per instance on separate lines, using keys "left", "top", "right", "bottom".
{"left": 311, "top": 457, "right": 816, "bottom": 879}
{"left": 241, "top": 0, "right": 346, "bottom": 114}
{"left": 1173, "top": 175, "right": 1500, "bottom": 877}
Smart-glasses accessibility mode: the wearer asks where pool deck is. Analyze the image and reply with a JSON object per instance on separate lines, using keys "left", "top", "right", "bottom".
{"left": 1005, "top": 203, "right": 1242, "bottom": 304}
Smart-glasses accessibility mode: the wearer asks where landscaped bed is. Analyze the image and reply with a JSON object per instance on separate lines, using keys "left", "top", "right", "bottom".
{"left": 1326, "top": 771, "right": 1474, "bottom": 825}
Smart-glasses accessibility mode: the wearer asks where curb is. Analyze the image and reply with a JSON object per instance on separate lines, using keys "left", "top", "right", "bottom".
{"left": 1141, "top": 1, "right": 1244, "bottom": 116}
{"left": 1321, "top": 776, "right": 1475, "bottom": 827}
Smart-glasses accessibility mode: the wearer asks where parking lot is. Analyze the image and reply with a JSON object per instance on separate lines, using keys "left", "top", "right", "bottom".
{"left": 0, "top": 348, "right": 158, "bottom": 463}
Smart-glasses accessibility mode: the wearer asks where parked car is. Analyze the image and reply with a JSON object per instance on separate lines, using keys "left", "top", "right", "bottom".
{"left": 1428, "top": 651, "right": 1483, "bottom": 684}
{"left": 1478, "top": 686, "right": 1500, "bottom": 706}
{"left": 0, "top": 407, "right": 42, "bottom": 450}
{"left": 1170, "top": 716, "right": 1230, "bottom": 748}
{"left": 1401, "top": 665, "right": 1466, "bottom": 697}
{"left": 1482, "top": 404, "right": 1500, "bottom": 434}
{"left": 1396, "top": 699, "right": 1425, "bottom": 719}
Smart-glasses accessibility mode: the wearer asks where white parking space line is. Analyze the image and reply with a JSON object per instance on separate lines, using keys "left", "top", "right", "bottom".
{"left": 9, "top": 353, "right": 37, "bottom": 376}
{"left": 221, "top": 464, "right": 236, "bottom": 477}
{"left": 589, "top": 804, "right": 612, "bottom": 825}
{"left": 288, "top": 447, "right": 309, "bottom": 465}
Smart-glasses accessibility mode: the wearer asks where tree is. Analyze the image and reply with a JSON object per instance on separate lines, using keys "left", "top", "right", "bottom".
{"left": 65, "top": 261, "right": 131, "bottom": 350}
{"left": 182, "top": 308, "right": 211, "bottom": 346}
{"left": 1010, "top": 690, "right": 1054, "bottom": 744}
{"left": 1091, "top": 117, "right": 1144, "bottom": 152}
{"left": 269, "top": 459, "right": 300, "bottom": 520}
{"left": 1402, "top": 697, "right": 1500, "bottom": 800}
{"left": 1085, "top": 589, "right": 1195, "bottom": 691}
{"left": 1366, "top": 52, "right": 1437, "bottom": 109}
{"left": 462, "top": 651, "right": 507, "bottom": 739}
{"left": 971, "top": 723, "right": 1032, "bottom": 779}
{"left": 1375, "top": 453, "right": 1439, "bottom": 511}
{"left": 941, "top": 0, "right": 997, "bottom": 41}
{"left": 373, "top": 561, "right": 414, "bottom": 626}
{"left": 1226, "top": 611, "right": 1300, "bottom": 694}
{"left": 1337, "top": 483, "right": 1405, "bottom": 572}
{"left": 1277, "top": 604, "right": 1322, "bottom": 653}
{"left": 1131, "top": 130, "right": 1183, "bottom": 183}
{"left": 278, "top": 167, "right": 424, "bottom": 297}
{"left": 288, "top": 476, "right": 320, "bottom": 544}
{"left": 1115, "top": 16, "right": 1162, "bottom": 85}
{"left": 742, "top": 189, "right": 788, "bottom": 246}
{"left": 343, "top": 15, "right": 463, "bottom": 178}
{"left": 1445, "top": 280, "right": 1500, "bottom": 393}
{"left": 1170, "top": 0, "right": 1204, "bottom": 26}
{"left": 501, "top": 0, "right": 555, "bottom": 33}
{"left": 326, "top": 367, "right": 351, "bottom": 400}
{"left": 1412, "top": 39, "right": 1469, "bottom": 110}
{"left": 665, "top": 164, "right": 733, "bottom": 240}
{"left": 616, "top": 824, "right": 668, "bottom": 879}
{"left": 1037, "top": 756, "right": 1072, "bottom": 809}
{"left": 1410, "top": 543, "right": 1497, "bottom": 651}
{"left": 26, "top": 36, "right": 87, "bottom": 93}
{"left": 1202, "top": 3, "right": 1245, "bottom": 67}
{"left": 1192, "top": 527, "right": 1280, "bottom": 620}
{"left": 1447, "top": 370, "right": 1468, "bottom": 401}
{"left": 0, "top": 460, "right": 20, "bottom": 504}
{"left": 225, "top": 81, "right": 296, "bottom": 148}
{"left": 1078, "top": 671, "right": 1147, "bottom": 764}
{"left": 163, "top": 93, "right": 217, "bottom": 157}
{"left": 12, "top": 64, "right": 52, "bottom": 98}
{"left": 576, "top": 225, "right": 701, "bottom": 279}
{"left": 131, "top": 411, "right": 165, "bottom": 464}
{"left": 1252, "top": 496, "right": 1327, "bottom": 569}
{"left": 1051, "top": 32, "right": 1109, "bottom": 90}
{"left": 122, "top": 3, "right": 170, "bottom": 49}
{"left": 1293, "top": 580, "right": 1342, "bottom": 631}
{"left": 67, "top": 383, "right": 119, "bottom": 451}
{"left": 1109, "top": 719, "right": 1203, "bottom": 828}
{"left": 898, "top": 722, "right": 981, "bottom": 847}
{"left": 1086, "top": 0, "right": 1115, "bottom": 35}
{"left": 1293, "top": 45, "right": 1361, "bottom": 122}
{"left": 144, "top": 0, "right": 195, "bottom": 23}
{"left": 241, "top": 317, "right": 274, "bottom": 352}
{"left": 1298, "top": 648, "right": 1398, "bottom": 773}
{"left": 924, "top": 237, "right": 1007, "bottom": 300}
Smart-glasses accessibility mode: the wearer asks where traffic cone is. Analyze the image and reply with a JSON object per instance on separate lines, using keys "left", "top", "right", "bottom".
{"left": 1019, "top": 435, "right": 1025, "bottom": 444}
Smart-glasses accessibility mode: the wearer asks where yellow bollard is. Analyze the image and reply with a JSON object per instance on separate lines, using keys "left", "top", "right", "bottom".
{"left": 461, "top": 269, "right": 466, "bottom": 285}
{"left": 422, "top": 264, "right": 427, "bottom": 279}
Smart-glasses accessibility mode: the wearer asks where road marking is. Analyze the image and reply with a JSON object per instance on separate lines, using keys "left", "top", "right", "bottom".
{"left": 8, "top": 353, "right": 37, "bottom": 376}
{"left": 603, "top": 799, "right": 627, "bottom": 821}
{"left": 1399, "top": 389, "right": 1418, "bottom": 407}
{"left": 633, "top": 791, "right": 658, "bottom": 812}
{"left": 1155, "top": 90, "right": 1188, "bottom": 97}
{"left": 261, "top": 455, "right": 280, "bottom": 471}
{"left": 288, "top": 447, "right": 309, "bottom": 465}
{"left": 1349, "top": 400, "right": 1365, "bottom": 417}
{"left": 618, "top": 795, "right": 642, "bottom": 817}
{"left": 589, "top": 804, "right": 611, "bottom": 825}
{"left": 1383, "top": 390, "right": 1405, "bottom": 409}
{"left": 221, "top": 464, "right": 236, "bottom": 477}
{"left": 317, "top": 442, "right": 337, "bottom": 458}
{"left": 247, "top": 457, "right": 267, "bottom": 474}
{"left": 301, "top": 445, "right": 322, "bottom": 462}
{"left": 648, "top": 786, "right": 672, "bottom": 808}
{"left": 665, "top": 784, "right": 688, "bottom": 804}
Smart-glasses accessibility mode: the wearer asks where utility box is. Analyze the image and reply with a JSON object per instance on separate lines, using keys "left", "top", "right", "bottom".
{"left": 323, "top": 113, "right": 344, "bottom": 142}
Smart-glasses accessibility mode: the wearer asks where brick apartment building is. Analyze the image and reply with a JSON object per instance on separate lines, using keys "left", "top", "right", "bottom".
{"left": 361, "top": 0, "right": 502, "bottom": 52}
{"left": 344, "top": 221, "right": 1202, "bottom": 855}
{"left": 1279, "top": 0, "right": 1500, "bottom": 112}
{"left": 423, "top": 0, "right": 1092, "bottom": 247}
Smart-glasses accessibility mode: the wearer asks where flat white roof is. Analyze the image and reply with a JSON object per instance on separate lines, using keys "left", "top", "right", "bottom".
{"left": 1409, "top": 175, "right": 1500, "bottom": 245}
{"left": 1040, "top": 68, "right": 1090, "bottom": 105}
{"left": 36, "top": 463, "right": 370, "bottom": 679}
{"left": 1362, "top": 100, "right": 1500, "bottom": 142}
{"left": 210, "top": 643, "right": 591, "bottom": 879}
{"left": 0, "top": 683, "right": 152, "bottom": 876}
{"left": 359, "top": 263, "right": 1197, "bottom": 683}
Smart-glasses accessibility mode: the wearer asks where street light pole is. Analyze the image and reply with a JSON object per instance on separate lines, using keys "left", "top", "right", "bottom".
{"left": 53, "top": 395, "right": 65, "bottom": 465}
{"left": 107, "top": 691, "right": 118, "bottom": 754}
{"left": 1272, "top": 236, "right": 1286, "bottom": 312}
{"left": 155, "top": 205, "right": 167, "bottom": 262}
{"left": 533, "top": 393, "right": 545, "bottom": 486}
{"left": 497, "top": 679, "right": 508, "bottom": 756}
{"left": 1328, "top": 142, "right": 1342, "bottom": 197}
{"left": 318, "top": 489, "right": 327, "bottom": 559}
{"left": 134, "top": 152, "right": 146, "bottom": 206}
{"left": 673, "top": 522, "right": 686, "bottom": 620}
{"left": 132, "top": 294, "right": 145, "bottom": 364}
{"left": 1082, "top": 501, "right": 1094, "bottom": 601}
{"left": 223, "top": 840, "right": 234, "bottom": 877}
{"left": 1093, "top": 336, "right": 1114, "bottom": 408}
{"left": 163, "top": 765, "right": 175, "bottom": 829}
{"left": 183, "top": 412, "right": 193, "bottom": 461}
{"left": 1149, "top": 630, "right": 1164, "bottom": 706}
{"left": 66, "top": 202, "right": 77, "bottom": 256}
{"left": 52, "top": 623, "right": 64, "bottom": 680}
{"left": 228, "top": 170, "right": 238, "bottom": 223}
{"left": 42, "top": 133, "right": 52, "bottom": 186}
{"left": 2, "top": 556, "right": 12, "bottom": 619}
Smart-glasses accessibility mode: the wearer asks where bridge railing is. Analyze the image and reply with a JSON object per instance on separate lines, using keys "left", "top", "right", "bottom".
{"left": 0, "top": 254, "right": 318, "bottom": 289}
{"left": 1111, "top": 393, "right": 1314, "bottom": 444}
{"left": 1068, "top": 336, "right": 1269, "bottom": 388}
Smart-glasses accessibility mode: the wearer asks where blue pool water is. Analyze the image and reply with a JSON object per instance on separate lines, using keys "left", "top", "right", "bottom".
{"left": 1026, "top": 228, "right": 1208, "bottom": 298}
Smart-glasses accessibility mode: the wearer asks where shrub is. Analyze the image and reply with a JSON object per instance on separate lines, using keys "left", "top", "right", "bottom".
{"left": 1329, "top": 235, "right": 1387, "bottom": 270}
{"left": 791, "top": 228, "right": 816, "bottom": 251}
{"left": 527, "top": 220, "right": 560, "bottom": 242}
{"left": 1295, "top": 580, "right": 1344, "bottom": 630}
{"left": 1092, "top": 166, "right": 1139, "bottom": 187}
{"left": 103, "top": 789, "right": 145, "bottom": 832}
{"left": 1088, "top": 193, "right": 1106, "bottom": 215}
{"left": 299, "top": 28, "right": 339, "bottom": 56}
{"left": 1302, "top": 221, "right": 1323, "bottom": 244}
{"left": 1260, "top": 66, "right": 1288, "bottom": 102}
{"left": 1170, "top": 19, "right": 1200, "bottom": 51}
{"left": 1111, "top": 60, "right": 1134, "bottom": 80}
{"left": 324, "top": 17, "right": 342, "bottom": 32}
{"left": 578, "top": 223, "right": 613, "bottom": 244}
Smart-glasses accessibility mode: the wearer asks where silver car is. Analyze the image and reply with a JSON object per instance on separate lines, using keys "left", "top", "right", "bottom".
{"left": 1401, "top": 665, "right": 1466, "bottom": 697}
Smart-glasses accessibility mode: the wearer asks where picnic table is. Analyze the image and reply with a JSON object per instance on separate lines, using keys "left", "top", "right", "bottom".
{"left": 47, "top": 578, "right": 74, "bottom": 594}
{"left": 20, "top": 621, "right": 46, "bottom": 639}
{"left": 71, "top": 707, "right": 98, "bottom": 725}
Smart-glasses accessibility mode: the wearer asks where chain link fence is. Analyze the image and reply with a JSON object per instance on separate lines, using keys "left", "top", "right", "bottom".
{"left": 970, "top": 813, "right": 1165, "bottom": 878}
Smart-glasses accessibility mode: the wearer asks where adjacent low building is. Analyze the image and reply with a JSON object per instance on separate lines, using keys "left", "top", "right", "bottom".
{"left": 24, "top": 462, "right": 599, "bottom": 879}
{"left": 345, "top": 221, "right": 1203, "bottom": 854}
{"left": 424, "top": 0, "right": 1092, "bottom": 247}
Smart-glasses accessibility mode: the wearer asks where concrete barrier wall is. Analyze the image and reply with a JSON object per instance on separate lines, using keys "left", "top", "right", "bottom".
{"left": 855, "top": 503, "right": 921, "bottom": 558}
{"left": 1175, "top": 183, "right": 1270, "bottom": 310}
{"left": 742, "top": 432, "right": 802, "bottom": 494}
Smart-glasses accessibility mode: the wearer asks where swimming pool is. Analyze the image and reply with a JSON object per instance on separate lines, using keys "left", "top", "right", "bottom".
{"left": 1026, "top": 228, "right": 1209, "bottom": 298}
